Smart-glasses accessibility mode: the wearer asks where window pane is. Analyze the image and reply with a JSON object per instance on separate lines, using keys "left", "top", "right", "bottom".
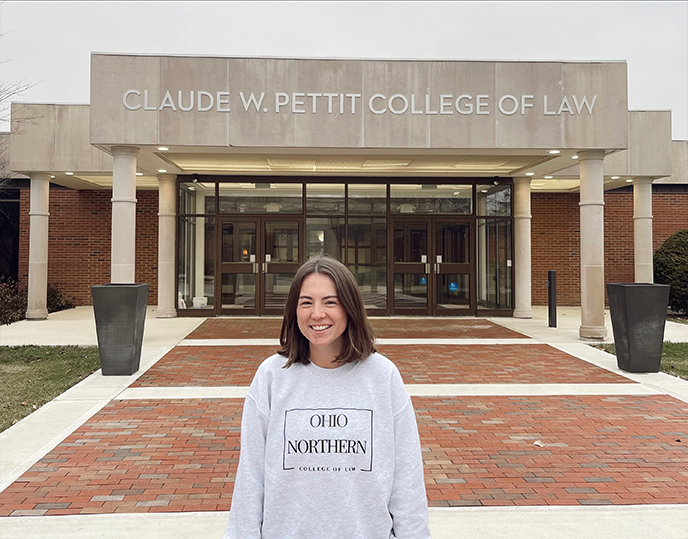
{"left": 391, "top": 184, "right": 472, "bottom": 214}
{"left": 177, "top": 216, "right": 215, "bottom": 310}
{"left": 221, "top": 274, "right": 256, "bottom": 309}
{"left": 477, "top": 184, "right": 511, "bottom": 216}
{"left": 348, "top": 184, "right": 386, "bottom": 215}
{"left": 348, "top": 218, "right": 387, "bottom": 310}
{"left": 477, "top": 218, "right": 512, "bottom": 310}
{"left": 179, "top": 181, "right": 214, "bottom": 215}
{"left": 307, "top": 218, "right": 345, "bottom": 261}
{"left": 394, "top": 273, "right": 428, "bottom": 308}
{"left": 218, "top": 182, "right": 302, "bottom": 214}
{"left": 307, "top": 184, "right": 345, "bottom": 215}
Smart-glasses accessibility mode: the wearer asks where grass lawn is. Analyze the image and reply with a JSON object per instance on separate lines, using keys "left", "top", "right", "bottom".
{"left": 0, "top": 346, "right": 100, "bottom": 432}
{"left": 593, "top": 341, "right": 688, "bottom": 381}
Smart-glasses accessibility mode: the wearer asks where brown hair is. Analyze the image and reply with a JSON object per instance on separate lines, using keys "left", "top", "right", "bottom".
{"left": 277, "top": 256, "right": 376, "bottom": 368}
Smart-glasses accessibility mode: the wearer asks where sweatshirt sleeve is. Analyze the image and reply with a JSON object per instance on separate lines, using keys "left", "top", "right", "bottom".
{"left": 388, "top": 380, "right": 431, "bottom": 538}
{"left": 223, "top": 392, "right": 268, "bottom": 539}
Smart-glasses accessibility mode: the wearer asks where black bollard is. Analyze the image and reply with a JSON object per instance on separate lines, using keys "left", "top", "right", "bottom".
{"left": 546, "top": 270, "right": 557, "bottom": 328}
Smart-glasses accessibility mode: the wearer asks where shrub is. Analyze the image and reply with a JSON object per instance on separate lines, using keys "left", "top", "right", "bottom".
{"left": 654, "top": 229, "right": 688, "bottom": 315}
{"left": 0, "top": 278, "right": 28, "bottom": 325}
{"left": 0, "top": 279, "right": 75, "bottom": 325}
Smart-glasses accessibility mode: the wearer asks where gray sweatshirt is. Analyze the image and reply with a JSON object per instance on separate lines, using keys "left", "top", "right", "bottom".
{"left": 223, "top": 352, "right": 431, "bottom": 539}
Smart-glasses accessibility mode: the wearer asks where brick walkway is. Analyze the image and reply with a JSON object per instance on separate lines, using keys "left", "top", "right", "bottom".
{"left": 186, "top": 318, "right": 528, "bottom": 340}
{"left": 1, "top": 395, "right": 686, "bottom": 515}
{"left": 2, "top": 317, "right": 687, "bottom": 519}
{"left": 133, "top": 344, "right": 631, "bottom": 387}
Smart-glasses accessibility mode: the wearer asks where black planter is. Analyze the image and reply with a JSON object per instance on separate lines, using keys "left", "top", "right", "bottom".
{"left": 606, "top": 283, "right": 670, "bottom": 373}
{"left": 91, "top": 283, "right": 149, "bottom": 376}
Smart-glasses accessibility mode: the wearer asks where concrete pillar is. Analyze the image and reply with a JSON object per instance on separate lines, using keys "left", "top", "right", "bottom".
{"left": 578, "top": 150, "right": 607, "bottom": 339}
{"left": 157, "top": 174, "right": 177, "bottom": 318}
{"left": 513, "top": 177, "right": 532, "bottom": 318}
{"left": 633, "top": 177, "right": 654, "bottom": 283}
{"left": 111, "top": 146, "right": 139, "bottom": 283}
{"left": 26, "top": 173, "right": 51, "bottom": 320}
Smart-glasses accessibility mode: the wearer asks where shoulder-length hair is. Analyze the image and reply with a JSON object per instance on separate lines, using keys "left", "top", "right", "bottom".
{"left": 278, "top": 256, "right": 376, "bottom": 368}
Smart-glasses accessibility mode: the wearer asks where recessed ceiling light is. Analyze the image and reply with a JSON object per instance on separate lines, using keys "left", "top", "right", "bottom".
{"left": 548, "top": 150, "right": 560, "bottom": 155}
{"left": 572, "top": 155, "right": 579, "bottom": 160}
{"left": 626, "top": 179, "right": 633, "bottom": 183}
{"left": 65, "top": 172, "right": 74, "bottom": 175}
{"left": 157, "top": 146, "right": 169, "bottom": 151}
{"left": 50, "top": 175, "right": 55, "bottom": 179}
{"left": 544, "top": 176, "right": 553, "bottom": 179}
{"left": 136, "top": 172, "right": 144, "bottom": 176}
{"left": 157, "top": 169, "right": 167, "bottom": 173}
{"left": 525, "top": 172, "right": 534, "bottom": 176}
{"left": 611, "top": 176, "right": 620, "bottom": 180}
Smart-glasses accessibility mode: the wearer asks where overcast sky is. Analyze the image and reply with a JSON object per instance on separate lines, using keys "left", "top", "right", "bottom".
{"left": 1, "top": 1, "right": 686, "bottom": 138}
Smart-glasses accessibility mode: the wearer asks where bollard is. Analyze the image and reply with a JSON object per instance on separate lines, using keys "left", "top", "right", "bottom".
{"left": 546, "top": 270, "right": 557, "bottom": 328}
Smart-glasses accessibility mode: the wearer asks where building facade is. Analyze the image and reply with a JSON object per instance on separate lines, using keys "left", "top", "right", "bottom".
{"left": 7, "top": 54, "right": 687, "bottom": 339}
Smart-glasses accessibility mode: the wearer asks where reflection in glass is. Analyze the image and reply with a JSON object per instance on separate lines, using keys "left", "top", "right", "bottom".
{"left": 394, "top": 221, "right": 427, "bottom": 263}
{"left": 348, "top": 184, "right": 386, "bottom": 215}
{"left": 436, "top": 274, "right": 470, "bottom": 309}
{"left": 436, "top": 223, "right": 469, "bottom": 264}
{"left": 307, "top": 184, "right": 345, "bottom": 215}
{"left": 477, "top": 184, "right": 511, "bottom": 216}
{"left": 265, "top": 273, "right": 294, "bottom": 309}
{"left": 177, "top": 216, "right": 215, "bottom": 309}
{"left": 265, "top": 222, "right": 299, "bottom": 262}
{"left": 348, "top": 218, "right": 387, "bottom": 310}
{"left": 221, "top": 222, "right": 256, "bottom": 263}
{"left": 307, "top": 218, "right": 345, "bottom": 261}
{"left": 391, "top": 184, "right": 472, "bottom": 214}
{"left": 221, "top": 273, "right": 256, "bottom": 309}
{"left": 218, "top": 183, "right": 302, "bottom": 214}
{"left": 477, "top": 218, "right": 512, "bottom": 310}
{"left": 394, "top": 274, "right": 428, "bottom": 309}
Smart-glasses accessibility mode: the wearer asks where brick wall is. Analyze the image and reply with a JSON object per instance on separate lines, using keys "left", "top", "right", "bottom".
{"left": 19, "top": 189, "right": 158, "bottom": 306}
{"left": 532, "top": 188, "right": 688, "bottom": 306}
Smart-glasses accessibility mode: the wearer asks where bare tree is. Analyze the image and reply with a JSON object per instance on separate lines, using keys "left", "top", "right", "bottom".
{"left": 0, "top": 78, "right": 36, "bottom": 189}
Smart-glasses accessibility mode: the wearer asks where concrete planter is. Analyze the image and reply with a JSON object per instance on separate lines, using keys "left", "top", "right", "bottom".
{"left": 606, "top": 283, "right": 670, "bottom": 373}
{"left": 91, "top": 283, "right": 149, "bottom": 376}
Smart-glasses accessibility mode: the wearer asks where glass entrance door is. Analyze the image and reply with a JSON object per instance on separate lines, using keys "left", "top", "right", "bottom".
{"left": 217, "top": 218, "right": 302, "bottom": 315}
{"left": 391, "top": 220, "right": 430, "bottom": 315}
{"left": 434, "top": 221, "right": 473, "bottom": 315}
{"left": 390, "top": 218, "right": 474, "bottom": 315}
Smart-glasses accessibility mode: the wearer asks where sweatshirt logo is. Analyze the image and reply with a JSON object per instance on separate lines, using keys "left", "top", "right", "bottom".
{"left": 283, "top": 408, "right": 373, "bottom": 472}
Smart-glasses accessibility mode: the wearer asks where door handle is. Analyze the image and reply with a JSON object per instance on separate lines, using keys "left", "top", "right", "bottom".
{"left": 263, "top": 262, "right": 268, "bottom": 273}
{"left": 425, "top": 263, "right": 430, "bottom": 274}
{"left": 435, "top": 263, "right": 440, "bottom": 275}
{"left": 253, "top": 263, "right": 258, "bottom": 274}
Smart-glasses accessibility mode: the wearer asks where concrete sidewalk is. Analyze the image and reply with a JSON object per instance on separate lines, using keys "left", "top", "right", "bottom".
{"left": 1, "top": 306, "right": 687, "bottom": 539}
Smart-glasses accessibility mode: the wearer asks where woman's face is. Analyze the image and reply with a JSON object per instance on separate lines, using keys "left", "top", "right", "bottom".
{"left": 296, "top": 272, "right": 348, "bottom": 365}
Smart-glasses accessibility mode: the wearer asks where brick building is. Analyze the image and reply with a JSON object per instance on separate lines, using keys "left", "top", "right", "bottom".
{"left": 4, "top": 54, "right": 688, "bottom": 340}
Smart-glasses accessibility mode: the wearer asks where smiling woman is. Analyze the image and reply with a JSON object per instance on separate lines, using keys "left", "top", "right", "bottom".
{"left": 223, "top": 256, "right": 431, "bottom": 539}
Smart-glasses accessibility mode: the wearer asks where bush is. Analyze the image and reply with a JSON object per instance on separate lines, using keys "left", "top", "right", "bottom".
{"left": 0, "top": 278, "right": 28, "bottom": 325}
{"left": 654, "top": 229, "right": 688, "bottom": 315}
{"left": 0, "top": 279, "right": 75, "bottom": 325}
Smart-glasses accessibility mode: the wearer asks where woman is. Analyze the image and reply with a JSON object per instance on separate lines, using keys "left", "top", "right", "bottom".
{"left": 224, "top": 256, "right": 430, "bottom": 539}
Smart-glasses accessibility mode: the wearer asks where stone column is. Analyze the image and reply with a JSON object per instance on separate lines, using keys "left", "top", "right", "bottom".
{"left": 157, "top": 174, "right": 177, "bottom": 317}
{"left": 111, "top": 146, "right": 139, "bottom": 283}
{"left": 513, "top": 177, "right": 532, "bottom": 318}
{"left": 26, "top": 173, "right": 51, "bottom": 320}
{"left": 633, "top": 177, "right": 654, "bottom": 283}
{"left": 578, "top": 150, "right": 607, "bottom": 339}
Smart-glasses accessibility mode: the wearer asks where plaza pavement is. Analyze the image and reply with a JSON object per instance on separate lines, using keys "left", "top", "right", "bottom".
{"left": 0, "top": 306, "right": 686, "bottom": 538}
